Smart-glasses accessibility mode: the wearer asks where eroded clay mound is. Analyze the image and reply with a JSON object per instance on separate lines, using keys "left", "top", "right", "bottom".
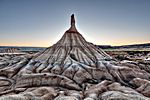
{"left": 0, "top": 14, "right": 150, "bottom": 100}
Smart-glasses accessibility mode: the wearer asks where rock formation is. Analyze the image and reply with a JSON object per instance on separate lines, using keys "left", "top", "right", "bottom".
{"left": 0, "top": 14, "right": 150, "bottom": 100}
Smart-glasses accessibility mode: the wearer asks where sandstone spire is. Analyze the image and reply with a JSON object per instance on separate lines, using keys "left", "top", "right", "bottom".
{"left": 67, "top": 14, "right": 78, "bottom": 32}
{"left": 71, "top": 14, "right": 75, "bottom": 26}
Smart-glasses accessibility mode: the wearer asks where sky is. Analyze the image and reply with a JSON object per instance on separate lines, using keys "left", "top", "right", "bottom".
{"left": 0, "top": 0, "right": 150, "bottom": 47}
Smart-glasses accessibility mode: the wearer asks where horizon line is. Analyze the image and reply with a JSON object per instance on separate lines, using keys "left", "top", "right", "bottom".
{"left": 0, "top": 42, "right": 150, "bottom": 48}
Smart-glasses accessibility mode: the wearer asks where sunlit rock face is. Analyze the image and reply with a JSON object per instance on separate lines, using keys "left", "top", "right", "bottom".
{"left": 0, "top": 14, "right": 150, "bottom": 100}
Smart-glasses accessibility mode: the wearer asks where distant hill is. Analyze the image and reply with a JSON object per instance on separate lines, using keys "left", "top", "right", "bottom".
{"left": 97, "top": 43, "right": 150, "bottom": 49}
{"left": 0, "top": 46, "right": 46, "bottom": 52}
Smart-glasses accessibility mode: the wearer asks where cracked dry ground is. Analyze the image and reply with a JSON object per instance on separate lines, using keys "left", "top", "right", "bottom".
{"left": 0, "top": 15, "right": 150, "bottom": 100}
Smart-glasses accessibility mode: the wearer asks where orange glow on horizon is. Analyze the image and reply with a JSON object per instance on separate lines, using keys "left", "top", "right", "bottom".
{"left": 0, "top": 40, "right": 149, "bottom": 47}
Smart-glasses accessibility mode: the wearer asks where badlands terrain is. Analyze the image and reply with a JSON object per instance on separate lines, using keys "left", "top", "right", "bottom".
{"left": 0, "top": 15, "right": 150, "bottom": 100}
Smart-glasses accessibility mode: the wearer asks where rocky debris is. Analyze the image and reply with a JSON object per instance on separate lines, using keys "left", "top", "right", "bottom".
{"left": 130, "top": 78, "right": 150, "bottom": 97}
{"left": 0, "top": 14, "right": 150, "bottom": 99}
{"left": 84, "top": 80, "right": 111, "bottom": 99}
{"left": 0, "top": 81, "right": 150, "bottom": 100}
{"left": 0, "top": 87, "right": 57, "bottom": 100}
{"left": 101, "top": 91, "right": 149, "bottom": 100}
{"left": 84, "top": 80, "right": 150, "bottom": 100}
{"left": 54, "top": 96, "right": 79, "bottom": 100}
